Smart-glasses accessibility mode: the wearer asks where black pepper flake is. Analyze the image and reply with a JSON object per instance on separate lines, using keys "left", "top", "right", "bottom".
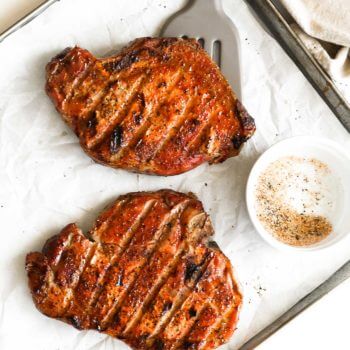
{"left": 185, "top": 262, "right": 199, "bottom": 281}
{"left": 114, "top": 313, "right": 120, "bottom": 324}
{"left": 191, "top": 119, "right": 200, "bottom": 125}
{"left": 86, "top": 112, "right": 97, "bottom": 136}
{"left": 137, "top": 92, "right": 146, "bottom": 108}
{"left": 87, "top": 117, "right": 96, "bottom": 129}
{"left": 166, "top": 222, "right": 173, "bottom": 229}
{"left": 232, "top": 134, "right": 247, "bottom": 149}
{"left": 183, "top": 341, "right": 195, "bottom": 349}
{"left": 162, "top": 54, "right": 170, "bottom": 61}
{"left": 189, "top": 307, "right": 197, "bottom": 317}
{"left": 110, "top": 126, "right": 123, "bottom": 154}
{"left": 104, "top": 50, "right": 139, "bottom": 72}
{"left": 154, "top": 339, "right": 164, "bottom": 350}
{"left": 69, "top": 316, "right": 82, "bottom": 330}
{"left": 157, "top": 81, "right": 167, "bottom": 88}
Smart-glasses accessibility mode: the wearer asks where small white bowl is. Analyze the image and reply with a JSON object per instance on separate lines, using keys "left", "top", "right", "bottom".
{"left": 246, "top": 136, "right": 350, "bottom": 252}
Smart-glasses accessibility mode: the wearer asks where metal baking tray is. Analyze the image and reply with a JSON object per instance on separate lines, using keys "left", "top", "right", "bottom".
{"left": 1, "top": 1, "right": 349, "bottom": 349}
{"left": 244, "top": 0, "right": 350, "bottom": 132}
{"left": 0, "top": 0, "right": 58, "bottom": 43}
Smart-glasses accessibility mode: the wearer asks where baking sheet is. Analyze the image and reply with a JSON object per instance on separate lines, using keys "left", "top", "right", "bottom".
{"left": 0, "top": 0, "right": 349, "bottom": 349}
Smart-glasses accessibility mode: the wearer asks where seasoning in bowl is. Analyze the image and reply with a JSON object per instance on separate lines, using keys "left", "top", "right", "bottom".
{"left": 255, "top": 156, "right": 333, "bottom": 246}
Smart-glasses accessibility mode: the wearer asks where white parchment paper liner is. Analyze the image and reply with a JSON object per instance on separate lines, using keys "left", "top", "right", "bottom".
{"left": 0, "top": 1, "right": 349, "bottom": 349}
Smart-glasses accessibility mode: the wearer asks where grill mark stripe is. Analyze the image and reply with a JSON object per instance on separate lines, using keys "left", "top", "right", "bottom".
{"left": 66, "top": 243, "right": 110, "bottom": 317}
{"left": 78, "top": 79, "right": 118, "bottom": 118}
{"left": 89, "top": 199, "right": 128, "bottom": 243}
{"left": 110, "top": 70, "right": 184, "bottom": 162}
{"left": 40, "top": 229, "right": 80, "bottom": 305}
{"left": 145, "top": 252, "right": 213, "bottom": 346}
{"left": 86, "top": 199, "right": 157, "bottom": 311}
{"left": 198, "top": 268, "right": 242, "bottom": 349}
{"left": 130, "top": 75, "right": 189, "bottom": 161}
{"left": 186, "top": 108, "right": 219, "bottom": 151}
{"left": 63, "top": 60, "right": 95, "bottom": 107}
{"left": 121, "top": 210, "right": 209, "bottom": 336}
{"left": 100, "top": 200, "right": 190, "bottom": 326}
{"left": 72, "top": 242, "right": 98, "bottom": 290}
{"left": 172, "top": 302, "right": 211, "bottom": 350}
{"left": 155, "top": 98, "right": 218, "bottom": 162}
{"left": 41, "top": 227, "right": 78, "bottom": 304}
{"left": 142, "top": 215, "right": 213, "bottom": 343}
{"left": 63, "top": 242, "right": 98, "bottom": 312}
{"left": 50, "top": 232, "right": 74, "bottom": 269}
{"left": 48, "top": 235, "right": 94, "bottom": 311}
{"left": 150, "top": 94, "right": 195, "bottom": 160}
{"left": 160, "top": 253, "right": 224, "bottom": 350}
{"left": 78, "top": 66, "right": 140, "bottom": 120}
{"left": 198, "top": 301, "right": 239, "bottom": 350}
{"left": 100, "top": 199, "right": 191, "bottom": 327}
{"left": 137, "top": 212, "right": 212, "bottom": 345}
{"left": 83, "top": 250, "right": 117, "bottom": 311}
{"left": 40, "top": 269, "right": 59, "bottom": 306}
{"left": 88, "top": 73, "right": 150, "bottom": 149}
{"left": 121, "top": 242, "right": 187, "bottom": 335}
{"left": 213, "top": 307, "right": 240, "bottom": 348}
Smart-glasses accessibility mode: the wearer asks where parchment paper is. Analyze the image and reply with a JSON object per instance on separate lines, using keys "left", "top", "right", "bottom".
{"left": 0, "top": 1, "right": 349, "bottom": 349}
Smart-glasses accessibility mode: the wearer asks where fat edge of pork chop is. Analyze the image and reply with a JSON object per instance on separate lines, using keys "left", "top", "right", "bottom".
{"left": 45, "top": 37, "right": 255, "bottom": 175}
{"left": 25, "top": 190, "right": 242, "bottom": 349}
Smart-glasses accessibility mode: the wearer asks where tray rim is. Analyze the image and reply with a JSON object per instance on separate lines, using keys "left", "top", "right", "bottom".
{"left": 1, "top": 1, "right": 349, "bottom": 349}
{"left": 0, "top": 0, "right": 59, "bottom": 44}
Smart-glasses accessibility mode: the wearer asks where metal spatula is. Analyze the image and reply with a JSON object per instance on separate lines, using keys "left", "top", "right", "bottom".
{"left": 161, "top": 0, "right": 242, "bottom": 100}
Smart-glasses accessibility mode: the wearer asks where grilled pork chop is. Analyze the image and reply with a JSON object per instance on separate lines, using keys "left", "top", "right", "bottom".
{"left": 46, "top": 37, "right": 255, "bottom": 175}
{"left": 26, "top": 190, "right": 242, "bottom": 349}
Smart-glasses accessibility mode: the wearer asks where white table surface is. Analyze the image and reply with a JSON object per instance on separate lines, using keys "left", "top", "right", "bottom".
{"left": 1, "top": 1, "right": 349, "bottom": 349}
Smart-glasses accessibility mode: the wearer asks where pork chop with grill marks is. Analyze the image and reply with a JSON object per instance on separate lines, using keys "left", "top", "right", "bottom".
{"left": 45, "top": 37, "right": 255, "bottom": 175}
{"left": 26, "top": 190, "right": 242, "bottom": 349}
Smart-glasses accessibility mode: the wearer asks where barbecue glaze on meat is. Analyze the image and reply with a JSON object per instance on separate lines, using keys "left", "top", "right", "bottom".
{"left": 46, "top": 37, "right": 255, "bottom": 175}
{"left": 26, "top": 190, "right": 242, "bottom": 349}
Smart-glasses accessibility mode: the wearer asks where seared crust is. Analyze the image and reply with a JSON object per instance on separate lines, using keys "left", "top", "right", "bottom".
{"left": 46, "top": 37, "right": 255, "bottom": 175}
{"left": 26, "top": 190, "right": 242, "bottom": 349}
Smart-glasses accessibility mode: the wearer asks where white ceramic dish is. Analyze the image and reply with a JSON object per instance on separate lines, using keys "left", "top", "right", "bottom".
{"left": 246, "top": 136, "right": 350, "bottom": 252}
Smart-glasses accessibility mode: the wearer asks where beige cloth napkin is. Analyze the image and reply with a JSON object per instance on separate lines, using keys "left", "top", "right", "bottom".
{"left": 280, "top": 0, "right": 350, "bottom": 102}
{"left": 280, "top": 0, "right": 350, "bottom": 46}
